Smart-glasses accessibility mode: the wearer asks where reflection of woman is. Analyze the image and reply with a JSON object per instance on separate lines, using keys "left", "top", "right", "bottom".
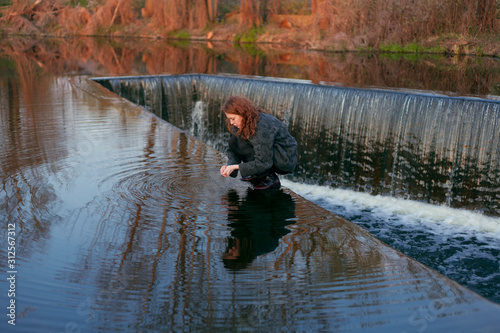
{"left": 223, "top": 188, "right": 296, "bottom": 270}
{"left": 219, "top": 96, "right": 298, "bottom": 190}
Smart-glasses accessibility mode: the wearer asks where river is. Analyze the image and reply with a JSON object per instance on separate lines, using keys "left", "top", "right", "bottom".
{"left": 1, "top": 36, "right": 499, "bottom": 331}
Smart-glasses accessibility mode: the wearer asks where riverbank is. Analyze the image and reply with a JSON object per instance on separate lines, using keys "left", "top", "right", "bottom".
{"left": 0, "top": 1, "right": 499, "bottom": 57}
{"left": 2, "top": 19, "right": 500, "bottom": 58}
{"left": 189, "top": 22, "right": 500, "bottom": 57}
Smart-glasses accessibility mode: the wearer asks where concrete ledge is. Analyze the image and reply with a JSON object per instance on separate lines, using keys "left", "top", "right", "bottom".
{"left": 84, "top": 75, "right": 500, "bottom": 331}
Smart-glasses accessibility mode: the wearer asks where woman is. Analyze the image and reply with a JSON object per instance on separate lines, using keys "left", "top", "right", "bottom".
{"left": 219, "top": 96, "right": 298, "bottom": 190}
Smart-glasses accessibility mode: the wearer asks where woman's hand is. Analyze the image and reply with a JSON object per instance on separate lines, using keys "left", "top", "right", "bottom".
{"left": 220, "top": 164, "right": 239, "bottom": 177}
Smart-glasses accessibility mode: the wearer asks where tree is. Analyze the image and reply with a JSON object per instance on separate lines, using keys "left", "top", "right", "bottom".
{"left": 240, "top": 0, "right": 270, "bottom": 27}
{"left": 143, "top": 0, "right": 212, "bottom": 30}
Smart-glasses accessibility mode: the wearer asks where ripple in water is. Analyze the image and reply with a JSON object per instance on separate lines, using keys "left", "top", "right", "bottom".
{"left": 283, "top": 179, "right": 500, "bottom": 303}
{"left": 2, "top": 75, "right": 499, "bottom": 332}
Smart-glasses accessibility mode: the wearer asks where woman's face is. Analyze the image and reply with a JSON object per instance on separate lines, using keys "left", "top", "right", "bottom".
{"left": 226, "top": 113, "right": 243, "bottom": 129}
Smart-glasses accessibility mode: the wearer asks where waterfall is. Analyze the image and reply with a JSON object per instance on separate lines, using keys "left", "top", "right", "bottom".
{"left": 94, "top": 74, "right": 500, "bottom": 216}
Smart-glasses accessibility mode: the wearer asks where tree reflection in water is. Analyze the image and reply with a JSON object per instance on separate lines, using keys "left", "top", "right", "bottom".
{"left": 223, "top": 188, "right": 296, "bottom": 270}
{"left": 2, "top": 36, "right": 499, "bottom": 97}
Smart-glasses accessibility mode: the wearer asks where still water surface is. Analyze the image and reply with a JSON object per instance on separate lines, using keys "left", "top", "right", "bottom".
{"left": 1, "top": 69, "right": 499, "bottom": 332}
{"left": 1, "top": 38, "right": 500, "bottom": 331}
{"left": 2, "top": 36, "right": 500, "bottom": 98}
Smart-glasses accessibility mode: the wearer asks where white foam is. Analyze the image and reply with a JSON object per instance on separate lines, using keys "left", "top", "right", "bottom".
{"left": 282, "top": 180, "right": 500, "bottom": 239}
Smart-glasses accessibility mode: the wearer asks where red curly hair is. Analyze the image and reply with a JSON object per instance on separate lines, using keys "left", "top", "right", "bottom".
{"left": 222, "top": 96, "right": 262, "bottom": 140}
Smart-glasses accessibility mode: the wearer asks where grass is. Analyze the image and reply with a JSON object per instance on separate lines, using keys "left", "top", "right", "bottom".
{"left": 167, "top": 30, "right": 190, "bottom": 40}
{"left": 379, "top": 41, "right": 448, "bottom": 55}
{"left": 65, "top": 0, "right": 89, "bottom": 7}
{"left": 379, "top": 43, "right": 405, "bottom": 53}
{"left": 234, "top": 25, "right": 265, "bottom": 43}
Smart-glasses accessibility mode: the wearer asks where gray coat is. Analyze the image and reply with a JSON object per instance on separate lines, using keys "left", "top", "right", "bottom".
{"left": 227, "top": 113, "right": 298, "bottom": 178}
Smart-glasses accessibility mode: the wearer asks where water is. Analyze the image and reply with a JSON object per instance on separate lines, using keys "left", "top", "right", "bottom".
{"left": 2, "top": 40, "right": 500, "bottom": 331}
{"left": 96, "top": 73, "right": 500, "bottom": 305}
{"left": 282, "top": 180, "right": 500, "bottom": 303}
{"left": 4, "top": 73, "right": 499, "bottom": 332}
{"left": 100, "top": 74, "right": 500, "bottom": 217}
{"left": 2, "top": 36, "right": 500, "bottom": 98}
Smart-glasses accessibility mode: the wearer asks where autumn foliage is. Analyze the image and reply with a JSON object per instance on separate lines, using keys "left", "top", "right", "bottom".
{"left": 2, "top": 0, "right": 135, "bottom": 35}
{"left": 0, "top": 0, "right": 498, "bottom": 48}
{"left": 315, "top": 0, "right": 499, "bottom": 46}
{"left": 141, "top": 0, "right": 210, "bottom": 31}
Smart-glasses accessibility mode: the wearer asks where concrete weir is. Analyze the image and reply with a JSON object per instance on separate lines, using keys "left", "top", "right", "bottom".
{"left": 85, "top": 75, "right": 500, "bottom": 331}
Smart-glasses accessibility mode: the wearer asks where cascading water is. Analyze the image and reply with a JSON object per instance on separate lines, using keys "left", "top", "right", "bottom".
{"left": 95, "top": 74, "right": 500, "bottom": 302}
{"left": 98, "top": 74, "right": 500, "bottom": 216}
{"left": 5, "top": 43, "right": 500, "bottom": 331}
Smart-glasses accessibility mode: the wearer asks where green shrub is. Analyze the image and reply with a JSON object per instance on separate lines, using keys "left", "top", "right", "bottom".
{"left": 235, "top": 25, "right": 264, "bottom": 43}
{"left": 168, "top": 30, "right": 190, "bottom": 40}
{"left": 380, "top": 43, "right": 404, "bottom": 53}
{"left": 403, "top": 42, "right": 424, "bottom": 53}
{"left": 65, "top": 0, "right": 89, "bottom": 7}
{"left": 427, "top": 45, "right": 447, "bottom": 54}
